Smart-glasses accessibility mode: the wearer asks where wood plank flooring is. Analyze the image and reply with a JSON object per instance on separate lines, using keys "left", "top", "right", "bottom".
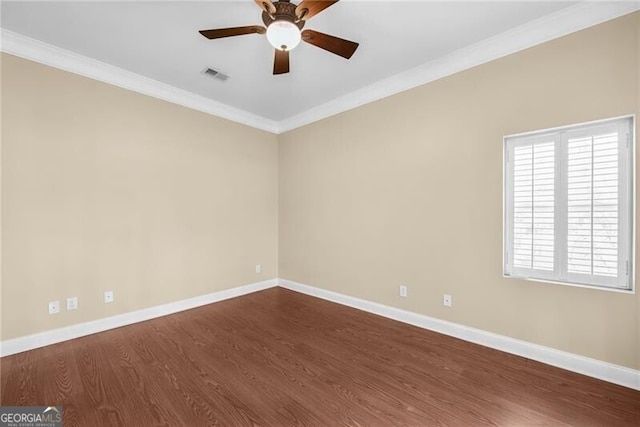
{"left": 1, "top": 287, "right": 639, "bottom": 426}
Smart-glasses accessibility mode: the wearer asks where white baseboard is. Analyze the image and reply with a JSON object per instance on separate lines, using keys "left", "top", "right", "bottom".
{"left": 0, "top": 279, "right": 278, "bottom": 357}
{"left": 3, "top": 277, "right": 638, "bottom": 391}
{"left": 278, "top": 278, "right": 640, "bottom": 391}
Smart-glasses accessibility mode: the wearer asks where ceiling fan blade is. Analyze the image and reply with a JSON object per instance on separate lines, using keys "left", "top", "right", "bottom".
{"left": 295, "top": 0, "right": 339, "bottom": 21}
{"left": 301, "top": 30, "right": 359, "bottom": 59}
{"left": 273, "top": 49, "right": 290, "bottom": 75}
{"left": 199, "top": 26, "right": 266, "bottom": 40}
{"left": 254, "top": 0, "right": 276, "bottom": 15}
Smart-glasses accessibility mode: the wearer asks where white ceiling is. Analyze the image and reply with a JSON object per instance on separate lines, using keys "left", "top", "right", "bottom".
{"left": 1, "top": 1, "right": 637, "bottom": 131}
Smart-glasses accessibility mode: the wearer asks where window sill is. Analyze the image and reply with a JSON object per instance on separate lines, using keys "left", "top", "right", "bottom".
{"left": 503, "top": 274, "right": 635, "bottom": 294}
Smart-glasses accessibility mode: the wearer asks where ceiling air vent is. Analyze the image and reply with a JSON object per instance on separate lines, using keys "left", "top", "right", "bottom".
{"left": 202, "top": 67, "right": 229, "bottom": 82}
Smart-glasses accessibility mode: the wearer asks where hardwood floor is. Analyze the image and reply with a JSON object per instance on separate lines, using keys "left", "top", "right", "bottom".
{"left": 1, "top": 287, "right": 639, "bottom": 426}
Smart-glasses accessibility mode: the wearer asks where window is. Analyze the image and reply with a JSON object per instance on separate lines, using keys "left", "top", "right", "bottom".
{"left": 504, "top": 116, "right": 634, "bottom": 291}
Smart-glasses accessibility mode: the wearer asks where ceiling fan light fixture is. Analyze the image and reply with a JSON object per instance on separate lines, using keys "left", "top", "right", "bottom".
{"left": 266, "top": 20, "right": 301, "bottom": 51}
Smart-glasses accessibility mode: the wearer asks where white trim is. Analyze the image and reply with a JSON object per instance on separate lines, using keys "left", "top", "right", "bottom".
{"left": 0, "top": 279, "right": 278, "bottom": 357}
{"left": 278, "top": 278, "right": 640, "bottom": 391}
{"left": 2, "top": 277, "right": 638, "bottom": 391}
{"left": 2, "top": 3, "right": 639, "bottom": 134}
{"left": 278, "top": 2, "right": 640, "bottom": 132}
{"left": 504, "top": 114, "right": 638, "bottom": 140}
{"left": 0, "top": 29, "right": 280, "bottom": 134}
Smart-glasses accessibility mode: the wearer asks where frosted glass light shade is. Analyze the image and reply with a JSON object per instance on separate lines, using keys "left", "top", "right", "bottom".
{"left": 266, "top": 20, "right": 301, "bottom": 51}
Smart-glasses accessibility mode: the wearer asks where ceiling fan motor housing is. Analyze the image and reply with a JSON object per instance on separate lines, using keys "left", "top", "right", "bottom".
{"left": 262, "top": 1, "right": 305, "bottom": 30}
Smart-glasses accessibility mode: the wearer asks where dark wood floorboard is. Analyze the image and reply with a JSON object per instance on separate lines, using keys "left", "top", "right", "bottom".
{"left": 2, "top": 287, "right": 639, "bottom": 426}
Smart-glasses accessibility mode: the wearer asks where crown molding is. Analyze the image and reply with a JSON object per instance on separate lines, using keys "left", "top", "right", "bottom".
{"left": 2, "top": 2, "right": 639, "bottom": 135}
{"left": 278, "top": 1, "right": 640, "bottom": 133}
{"left": 0, "top": 28, "right": 281, "bottom": 134}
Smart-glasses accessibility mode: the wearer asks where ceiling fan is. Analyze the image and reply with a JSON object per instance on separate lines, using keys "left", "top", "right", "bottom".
{"left": 199, "top": 0, "right": 359, "bottom": 75}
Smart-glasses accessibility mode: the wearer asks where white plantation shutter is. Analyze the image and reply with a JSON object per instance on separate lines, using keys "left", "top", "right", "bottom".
{"left": 567, "top": 128, "right": 619, "bottom": 278}
{"left": 512, "top": 141, "right": 555, "bottom": 272}
{"left": 504, "top": 117, "right": 634, "bottom": 291}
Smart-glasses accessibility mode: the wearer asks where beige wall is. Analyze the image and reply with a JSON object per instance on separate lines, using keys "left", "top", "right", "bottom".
{"left": 2, "top": 12, "right": 639, "bottom": 371}
{"left": 279, "top": 13, "right": 640, "bottom": 369}
{"left": 1, "top": 53, "right": 279, "bottom": 340}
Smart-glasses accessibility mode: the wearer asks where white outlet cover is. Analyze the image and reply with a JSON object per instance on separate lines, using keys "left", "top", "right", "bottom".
{"left": 255, "top": 264, "right": 262, "bottom": 274}
{"left": 104, "top": 290, "right": 114, "bottom": 303}
{"left": 48, "top": 300, "right": 60, "bottom": 314}
{"left": 66, "top": 297, "right": 78, "bottom": 311}
{"left": 399, "top": 285, "right": 407, "bottom": 297}
{"left": 443, "top": 294, "right": 453, "bottom": 307}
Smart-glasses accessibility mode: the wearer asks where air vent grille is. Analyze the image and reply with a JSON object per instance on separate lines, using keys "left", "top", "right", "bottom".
{"left": 202, "top": 67, "right": 229, "bottom": 81}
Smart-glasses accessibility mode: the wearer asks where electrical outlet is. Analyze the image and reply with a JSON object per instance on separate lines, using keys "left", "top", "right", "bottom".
{"left": 48, "top": 300, "right": 60, "bottom": 314}
{"left": 255, "top": 264, "right": 262, "bottom": 274}
{"left": 104, "top": 290, "right": 114, "bottom": 304}
{"left": 443, "top": 294, "right": 452, "bottom": 307}
{"left": 66, "top": 297, "right": 78, "bottom": 311}
{"left": 399, "top": 285, "right": 407, "bottom": 298}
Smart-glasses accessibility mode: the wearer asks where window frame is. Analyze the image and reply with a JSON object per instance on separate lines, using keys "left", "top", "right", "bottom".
{"left": 503, "top": 115, "right": 635, "bottom": 293}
